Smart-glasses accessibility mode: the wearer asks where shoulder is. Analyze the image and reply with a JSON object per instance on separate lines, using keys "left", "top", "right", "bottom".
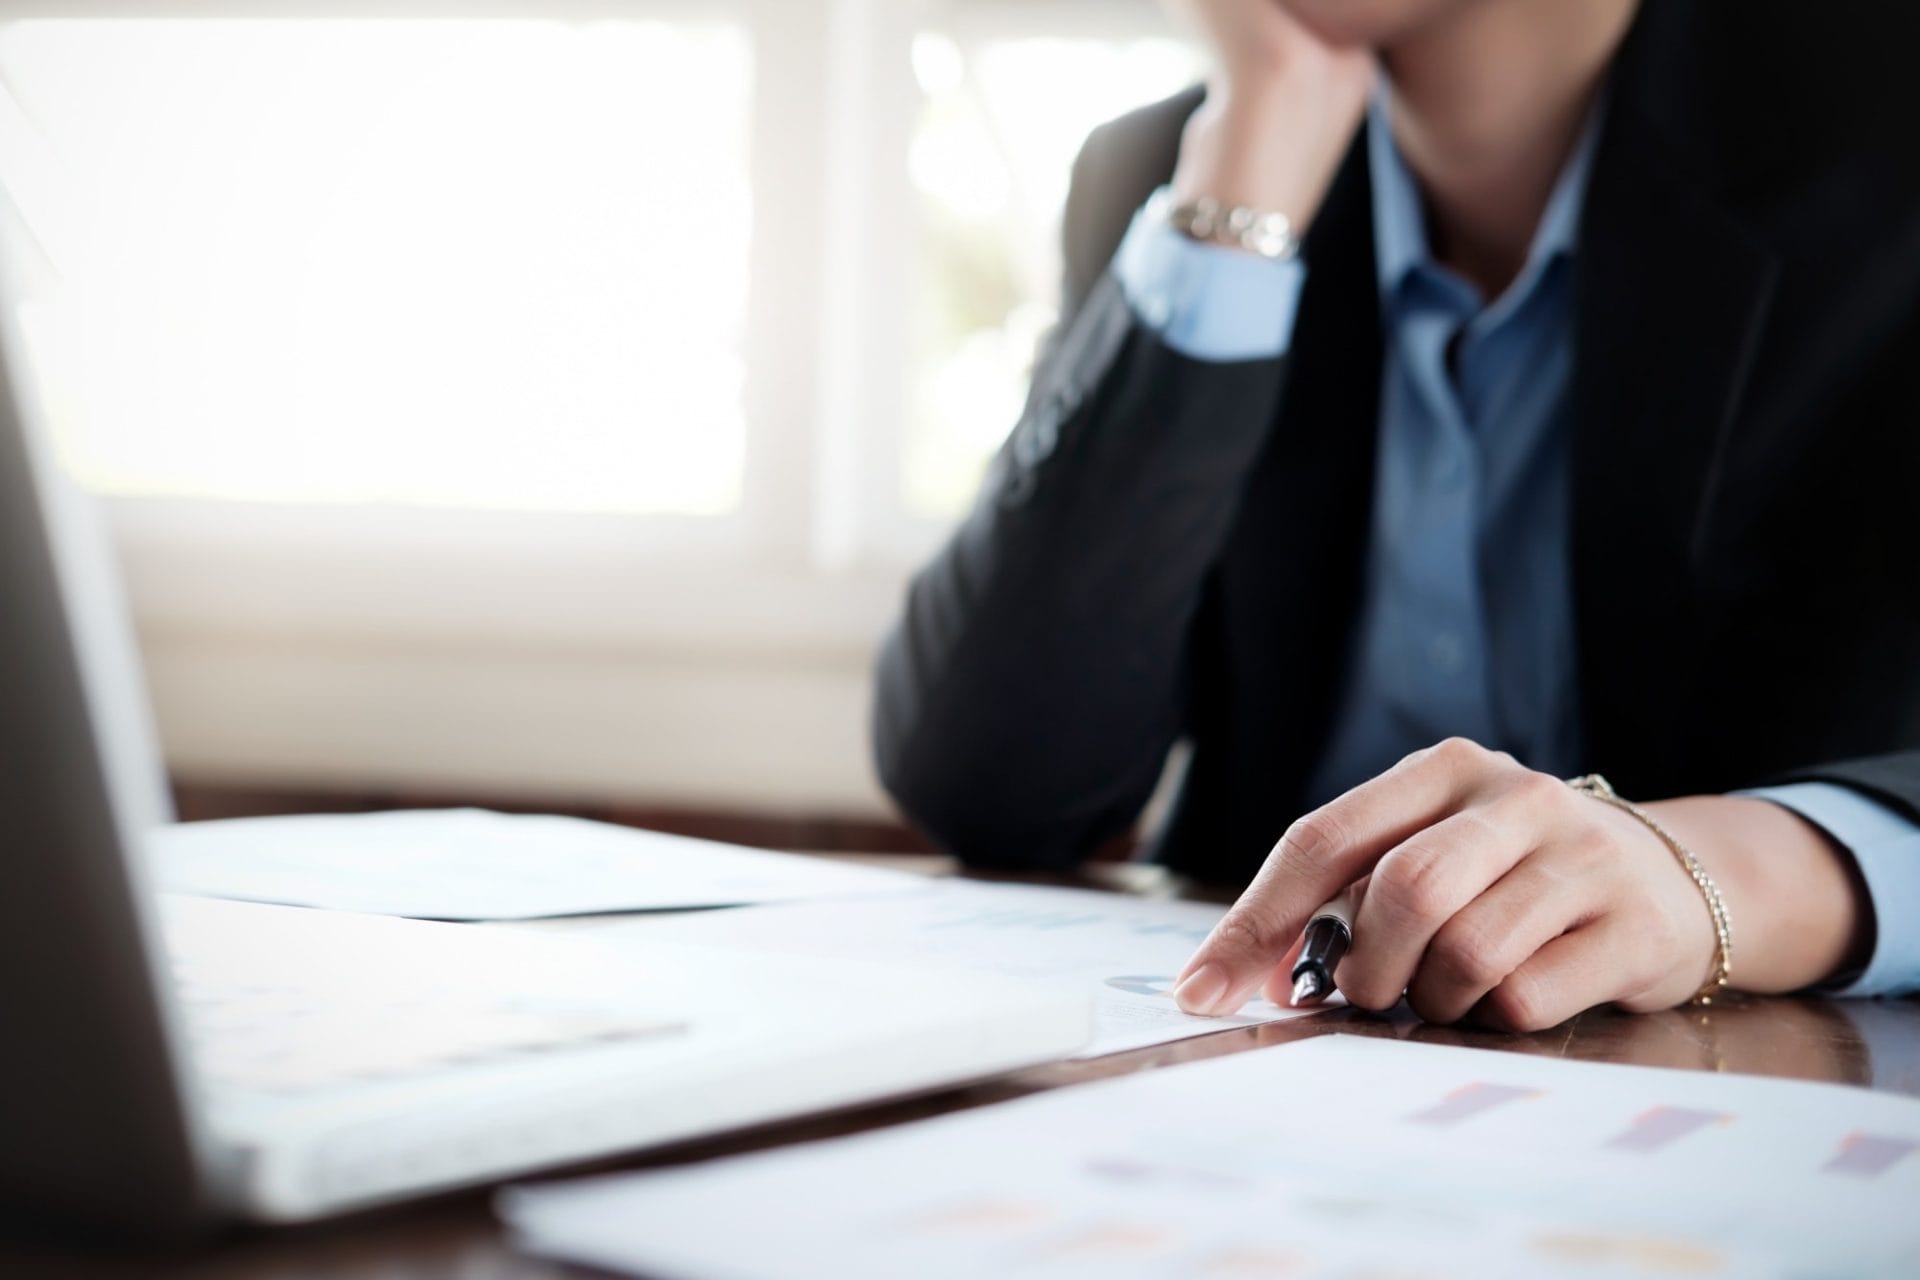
{"left": 1609, "top": 1, "right": 1920, "bottom": 371}
{"left": 1615, "top": 2, "right": 1920, "bottom": 215}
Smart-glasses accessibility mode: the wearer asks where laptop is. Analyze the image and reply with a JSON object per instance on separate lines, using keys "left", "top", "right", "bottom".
{"left": 0, "top": 257, "right": 1090, "bottom": 1239}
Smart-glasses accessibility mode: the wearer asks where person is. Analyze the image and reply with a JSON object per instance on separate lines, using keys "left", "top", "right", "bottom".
{"left": 872, "top": 0, "right": 1920, "bottom": 1031}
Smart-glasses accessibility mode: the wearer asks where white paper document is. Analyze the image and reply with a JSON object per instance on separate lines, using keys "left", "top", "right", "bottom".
{"left": 503, "top": 1035, "right": 1920, "bottom": 1280}
{"left": 145, "top": 809, "right": 922, "bottom": 920}
{"left": 594, "top": 880, "right": 1329, "bottom": 1058}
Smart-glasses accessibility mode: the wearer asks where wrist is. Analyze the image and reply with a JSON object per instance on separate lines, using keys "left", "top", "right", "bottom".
{"left": 1646, "top": 795, "right": 1869, "bottom": 994}
{"left": 1169, "top": 70, "right": 1369, "bottom": 236}
{"left": 1171, "top": 94, "right": 1321, "bottom": 220}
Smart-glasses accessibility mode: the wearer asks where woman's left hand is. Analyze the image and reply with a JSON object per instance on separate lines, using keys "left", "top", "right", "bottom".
{"left": 1170, "top": 738, "right": 1867, "bottom": 1031}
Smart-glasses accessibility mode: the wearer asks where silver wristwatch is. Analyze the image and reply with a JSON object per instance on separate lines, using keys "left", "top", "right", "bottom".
{"left": 1150, "top": 189, "right": 1300, "bottom": 261}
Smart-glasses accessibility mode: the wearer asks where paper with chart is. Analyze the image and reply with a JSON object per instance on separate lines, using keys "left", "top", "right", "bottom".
{"left": 503, "top": 1035, "right": 1920, "bottom": 1280}
{"left": 145, "top": 809, "right": 924, "bottom": 919}
{"left": 592, "top": 880, "right": 1331, "bottom": 1058}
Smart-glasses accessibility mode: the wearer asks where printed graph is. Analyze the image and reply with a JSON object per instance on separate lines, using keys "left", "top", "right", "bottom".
{"left": 1192, "top": 1246, "right": 1307, "bottom": 1276}
{"left": 1822, "top": 1132, "right": 1919, "bottom": 1178}
{"left": 1604, "top": 1106, "right": 1733, "bottom": 1153}
{"left": 906, "top": 1199, "right": 1054, "bottom": 1235}
{"left": 1036, "top": 1223, "right": 1177, "bottom": 1261}
{"left": 1532, "top": 1231, "right": 1723, "bottom": 1272}
{"left": 1105, "top": 975, "right": 1176, "bottom": 998}
{"left": 1405, "top": 1082, "right": 1542, "bottom": 1126}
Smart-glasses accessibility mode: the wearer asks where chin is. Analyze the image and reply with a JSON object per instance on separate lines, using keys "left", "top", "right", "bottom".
{"left": 1274, "top": 0, "right": 1473, "bottom": 48}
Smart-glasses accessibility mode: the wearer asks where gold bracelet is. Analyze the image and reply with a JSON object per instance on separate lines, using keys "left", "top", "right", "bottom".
{"left": 1566, "top": 774, "right": 1733, "bottom": 1006}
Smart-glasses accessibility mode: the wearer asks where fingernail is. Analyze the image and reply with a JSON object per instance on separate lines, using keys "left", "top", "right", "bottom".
{"left": 1174, "top": 963, "right": 1229, "bottom": 1016}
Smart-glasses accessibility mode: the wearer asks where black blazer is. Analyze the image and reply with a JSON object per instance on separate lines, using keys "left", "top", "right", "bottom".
{"left": 874, "top": 2, "right": 1920, "bottom": 884}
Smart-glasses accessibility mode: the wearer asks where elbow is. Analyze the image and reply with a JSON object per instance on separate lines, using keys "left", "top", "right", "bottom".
{"left": 870, "top": 644, "right": 1084, "bottom": 873}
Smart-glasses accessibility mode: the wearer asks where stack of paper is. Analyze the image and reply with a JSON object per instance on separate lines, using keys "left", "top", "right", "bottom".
{"left": 145, "top": 809, "right": 923, "bottom": 919}
{"left": 503, "top": 1036, "right": 1920, "bottom": 1279}
{"left": 598, "top": 880, "right": 1333, "bottom": 1058}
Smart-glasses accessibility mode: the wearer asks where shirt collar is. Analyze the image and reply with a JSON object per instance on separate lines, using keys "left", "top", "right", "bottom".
{"left": 1366, "top": 86, "right": 1603, "bottom": 307}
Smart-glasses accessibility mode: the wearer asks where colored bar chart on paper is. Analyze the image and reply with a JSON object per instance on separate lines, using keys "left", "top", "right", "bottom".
{"left": 1406, "top": 1082, "right": 1542, "bottom": 1126}
{"left": 505, "top": 1037, "right": 1920, "bottom": 1280}
{"left": 1604, "top": 1106, "right": 1732, "bottom": 1153}
{"left": 1822, "top": 1132, "right": 1920, "bottom": 1177}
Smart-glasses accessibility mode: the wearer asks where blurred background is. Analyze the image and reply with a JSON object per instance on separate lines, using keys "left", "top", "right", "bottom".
{"left": 0, "top": 0, "right": 1202, "bottom": 848}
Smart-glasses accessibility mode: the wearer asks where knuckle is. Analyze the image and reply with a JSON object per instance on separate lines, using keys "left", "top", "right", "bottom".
{"left": 1484, "top": 976, "right": 1550, "bottom": 1033}
{"left": 1566, "top": 824, "right": 1617, "bottom": 867}
{"left": 1428, "top": 737, "right": 1483, "bottom": 772}
{"left": 1452, "top": 807, "right": 1505, "bottom": 853}
{"left": 1208, "top": 905, "right": 1287, "bottom": 963}
{"left": 1514, "top": 769, "right": 1568, "bottom": 809}
{"left": 1427, "top": 920, "right": 1509, "bottom": 990}
{"left": 1371, "top": 843, "right": 1456, "bottom": 926}
{"left": 1488, "top": 772, "right": 1566, "bottom": 826}
{"left": 1275, "top": 811, "right": 1350, "bottom": 881}
{"left": 1335, "top": 964, "right": 1399, "bottom": 1013}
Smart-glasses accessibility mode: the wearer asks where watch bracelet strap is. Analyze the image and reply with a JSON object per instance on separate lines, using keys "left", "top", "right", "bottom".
{"left": 1150, "top": 189, "right": 1300, "bottom": 261}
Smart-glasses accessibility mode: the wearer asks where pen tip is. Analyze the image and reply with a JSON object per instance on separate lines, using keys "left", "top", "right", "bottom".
{"left": 1290, "top": 973, "right": 1323, "bottom": 1007}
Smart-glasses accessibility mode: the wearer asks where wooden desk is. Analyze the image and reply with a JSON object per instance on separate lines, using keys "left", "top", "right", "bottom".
{"left": 8, "top": 865, "right": 1918, "bottom": 1279}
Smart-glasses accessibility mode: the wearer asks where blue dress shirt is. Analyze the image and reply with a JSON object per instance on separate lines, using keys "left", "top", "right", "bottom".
{"left": 1111, "top": 94, "right": 1919, "bottom": 997}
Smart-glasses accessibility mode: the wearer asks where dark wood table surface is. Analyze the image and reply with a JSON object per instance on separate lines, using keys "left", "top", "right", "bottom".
{"left": 8, "top": 860, "right": 1918, "bottom": 1279}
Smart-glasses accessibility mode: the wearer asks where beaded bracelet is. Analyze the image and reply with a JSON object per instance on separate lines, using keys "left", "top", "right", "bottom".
{"left": 1566, "top": 774, "right": 1734, "bottom": 1006}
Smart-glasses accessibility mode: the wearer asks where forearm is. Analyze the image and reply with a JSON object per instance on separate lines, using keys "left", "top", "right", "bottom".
{"left": 874, "top": 280, "right": 1288, "bottom": 866}
{"left": 878, "top": 14, "right": 1371, "bottom": 867}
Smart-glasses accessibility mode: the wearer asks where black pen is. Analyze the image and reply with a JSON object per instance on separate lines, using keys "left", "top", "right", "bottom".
{"left": 1289, "top": 884, "right": 1361, "bottom": 1006}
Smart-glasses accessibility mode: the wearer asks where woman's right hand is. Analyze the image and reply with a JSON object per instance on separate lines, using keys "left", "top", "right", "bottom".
{"left": 1165, "top": 0, "right": 1375, "bottom": 237}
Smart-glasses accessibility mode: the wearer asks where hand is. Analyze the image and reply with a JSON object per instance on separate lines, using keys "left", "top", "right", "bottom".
{"left": 1164, "top": 0, "right": 1375, "bottom": 230}
{"left": 1172, "top": 738, "right": 1869, "bottom": 1032}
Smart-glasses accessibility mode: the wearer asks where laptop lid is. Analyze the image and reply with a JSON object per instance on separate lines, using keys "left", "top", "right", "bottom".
{"left": 0, "top": 196, "right": 218, "bottom": 1239}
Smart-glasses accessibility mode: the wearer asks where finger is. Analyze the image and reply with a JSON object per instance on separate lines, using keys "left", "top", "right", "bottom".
{"left": 1467, "top": 916, "right": 1638, "bottom": 1034}
{"left": 1259, "top": 933, "right": 1310, "bottom": 1006}
{"left": 1402, "top": 839, "right": 1607, "bottom": 1024}
{"left": 1335, "top": 805, "right": 1539, "bottom": 1011}
{"left": 1174, "top": 738, "right": 1504, "bottom": 1016}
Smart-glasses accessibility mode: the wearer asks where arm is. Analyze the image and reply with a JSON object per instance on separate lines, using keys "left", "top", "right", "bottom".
{"left": 870, "top": 165, "right": 1297, "bottom": 870}
{"left": 873, "top": 8, "right": 1370, "bottom": 869}
{"left": 1744, "top": 780, "right": 1920, "bottom": 997}
{"left": 1170, "top": 741, "right": 1882, "bottom": 1030}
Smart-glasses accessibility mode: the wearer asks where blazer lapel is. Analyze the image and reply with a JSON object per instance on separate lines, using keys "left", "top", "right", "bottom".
{"left": 1569, "top": 91, "right": 1781, "bottom": 793}
{"left": 1214, "top": 128, "right": 1385, "bottom": 843}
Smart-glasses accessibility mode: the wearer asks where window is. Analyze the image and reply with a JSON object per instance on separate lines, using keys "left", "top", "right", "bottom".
{"left": 2, "top": 16, "right": 752, "bottom": 516}
{"left": 0, "top": 1, "right": 1202, "bottom": 809}
{"left": 0, "top": 0, "right": 1200, "bottom": 569}
{"left": 903, "top": 24, "right": 1203, "bottom": 519}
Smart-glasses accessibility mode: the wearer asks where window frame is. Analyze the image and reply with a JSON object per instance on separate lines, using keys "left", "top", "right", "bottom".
{"left": 0, "top": 0, "right": 1190, "bottom": 809}
{"left": 3, "top": 0, "right": 1187, "bottom": 650}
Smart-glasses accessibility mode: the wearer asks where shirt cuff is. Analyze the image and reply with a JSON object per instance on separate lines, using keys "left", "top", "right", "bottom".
{"left": 1743, "top": 781, "right": 1920, "bottom": 997}
{"left": 1111, "top": 188, "right": 1306, "bottom": 364}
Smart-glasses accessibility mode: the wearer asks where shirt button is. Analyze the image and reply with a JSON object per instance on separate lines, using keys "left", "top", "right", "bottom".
{"left": 1139, "top": 294, "right": 1172, "bottom": 330}
{"left": 1429, "top": 632, "right": 1466, "bottom": 674}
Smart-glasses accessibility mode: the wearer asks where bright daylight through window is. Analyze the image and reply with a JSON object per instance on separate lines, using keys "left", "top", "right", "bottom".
{"left": 904, "top": 28, "right": 1200, "bottom": 519}
{"left": 0, "top": 19, "right": 751, "bottom": 516}
{"left": 0, "top": 3, "right": 1200, "bottom": 552}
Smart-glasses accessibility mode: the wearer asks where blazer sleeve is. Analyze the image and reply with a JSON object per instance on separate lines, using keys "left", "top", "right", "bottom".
{"left": 1778, "top": 752, "right": 1920, "bottom": 826}
{"left": 870, "top": 104, "right": 1291, "bottom": 870}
